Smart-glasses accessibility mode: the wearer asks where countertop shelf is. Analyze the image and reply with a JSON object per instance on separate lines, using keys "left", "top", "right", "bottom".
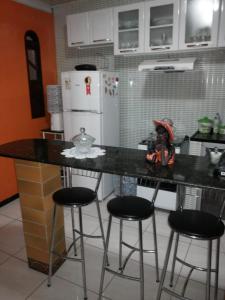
{"left": 191, "top": 131, "right": 225, "bottom": 144}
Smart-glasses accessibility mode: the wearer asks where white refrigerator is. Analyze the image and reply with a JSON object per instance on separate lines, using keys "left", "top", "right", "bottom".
{"left": 61, "top": 70, "right": 119, "bottom": 200}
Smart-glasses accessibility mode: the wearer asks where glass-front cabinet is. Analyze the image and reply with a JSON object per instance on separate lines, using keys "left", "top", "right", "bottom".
{"left": 179, "top": 0, "right": 220, "bottom": 49}
{"left": 114, "top": 3, "right": 145, "bottom": 55}
{"left": 145, "top": 0, "right": 179, "bottom": 52}
{"left": 218, "top": 0, "right": 225, "bottom": 46}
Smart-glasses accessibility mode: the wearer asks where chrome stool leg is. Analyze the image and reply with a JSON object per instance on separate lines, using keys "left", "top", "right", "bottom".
{"left": 48, "top": 204, "right": 57, "bottom": 287}
{"left": 99, "top": 215, "right": 112, "bottom": 300}
{"left": 169, "top": 233, "right": 179, "bottom": 287}
{"left": 78, "top": 207, "right": 88, "bottom": 300}
{"left": 139, "top": 221, "right": 144, "bottom": 300}
{"left": 152, "top": 212, "right": 160, "bottom": 282}
{"left": 95, "top": 198, "right": 109, "bottom": 266}
{"left": 71, "top": 206, "right": 77, "bottom": 256}
{"left": 206, "top": 240, "right": 212, "bottom": 300}
{"left": 119, "top": 219, "right": 123, "bottom": 270}
{"left": 156, "top": 230, "right": 174, "bottom": 300}
{"left": 214, "top": 238, "right": 220, "bottom": 300}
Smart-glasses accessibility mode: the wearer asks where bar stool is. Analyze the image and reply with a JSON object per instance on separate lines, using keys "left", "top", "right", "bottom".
{"left": 156, "top": 197, "right": 225, "bottom": 300}
{"left": 99, "top": 183, "right": 160, "bottom": 300}
{"left": 48, "top": 168, "right": 107, "bottom": 300}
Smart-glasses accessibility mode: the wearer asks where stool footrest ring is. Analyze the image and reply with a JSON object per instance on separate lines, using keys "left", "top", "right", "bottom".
{"left": 52, "top": 251, "right": 83, "bottom": 263}
{"left": 105, "top": 267, "right": 140, "bottom": 282}
{"left": 162, "top": 287, "right": 192, "bottom": 300}
{"left": 74, "top": 229, "right": 103, "bottom": 239}
{"left": 122, "top": 241, "right": 156, "bottom": 253}
{"left": 176, "top": 257, "right": 216, "bottom": 272}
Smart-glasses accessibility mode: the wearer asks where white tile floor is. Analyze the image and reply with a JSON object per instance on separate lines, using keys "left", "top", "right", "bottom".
{"left": 0, "top": 196, "right": 224, "bottom": 300}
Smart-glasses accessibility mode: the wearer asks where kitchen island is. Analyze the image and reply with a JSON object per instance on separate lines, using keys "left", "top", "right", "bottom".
{"left": 0, "top": 138, "right": 224, "bottom": 274}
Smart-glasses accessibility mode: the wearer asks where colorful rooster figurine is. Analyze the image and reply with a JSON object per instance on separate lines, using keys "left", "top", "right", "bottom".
{"left": 146, "top": 119, "right": 175, "bottom": 166}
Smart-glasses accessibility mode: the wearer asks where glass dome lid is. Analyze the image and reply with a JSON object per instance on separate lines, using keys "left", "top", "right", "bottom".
{"left": 71, "top": 127, "right": 95, "bottom": 154}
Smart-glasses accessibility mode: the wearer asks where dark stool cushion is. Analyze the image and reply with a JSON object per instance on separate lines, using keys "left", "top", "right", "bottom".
{"left": 107, "top": 196, "right": 154, "bottom": 221}
{"left": 53, "top": 187, "right": 97, "bottom": 207}
{"left": 169, "top": 209, "right": 225, "bottom": 240}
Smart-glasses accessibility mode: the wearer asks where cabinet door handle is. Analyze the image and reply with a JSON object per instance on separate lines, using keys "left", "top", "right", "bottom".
{"left": 119, "top": 49, "right": 137, "bottom": 53}
{"left": 151, "top": 46, "right": 170, "bottom": 50}
{"left": 187, "top": 43, "right": 209, "bottom": 48}
{"left": 93, "top": 38, "right": 111, "bottom": 43}
{"left": 71, "top": 41, "right": 84, "bottom": 45}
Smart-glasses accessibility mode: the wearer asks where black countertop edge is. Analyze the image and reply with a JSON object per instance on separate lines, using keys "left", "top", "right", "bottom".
{"left": 1, "top": 138, "right": 225, "bottom": 192}
{"left": 190, "top": 131, "right": 225, "bottom": 144}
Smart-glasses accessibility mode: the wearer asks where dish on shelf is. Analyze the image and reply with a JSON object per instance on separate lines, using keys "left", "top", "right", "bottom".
{"left": 119, "top": 20, "right": 138, "bottom": 30}
{"left": 151, "top": 17, "right": 173, "bottom": 26}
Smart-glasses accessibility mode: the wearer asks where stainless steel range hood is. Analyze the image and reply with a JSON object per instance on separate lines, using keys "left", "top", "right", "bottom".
{"left": 138, "top": 57, "right": 196, "bottom": 72}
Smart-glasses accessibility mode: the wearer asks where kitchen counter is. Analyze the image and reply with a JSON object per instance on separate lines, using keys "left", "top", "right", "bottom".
{"left": 191, "top": 131, "right": 225, "bottom": 144}
{"left": 0, "top": 138, "right": 225, "bottom": 191}
{"left": 0, "top": 138, "right": 225, "bottom": 274}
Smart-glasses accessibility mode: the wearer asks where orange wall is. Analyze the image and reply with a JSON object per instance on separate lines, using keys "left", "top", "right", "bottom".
{"left": 0, "top": 0, "right": 57, "bottom": 201}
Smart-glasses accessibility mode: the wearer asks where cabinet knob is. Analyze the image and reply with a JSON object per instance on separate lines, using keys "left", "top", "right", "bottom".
{"left": 93, "top": 38, "right": 111, "bottom": 43}
{"left": 119, "top": 49, "right": 137, "bottom": 53}
{"left": 151, "top": 46, "right": 171, "bottom": 51}
{"left": 187, "top": 43, "right": 209, "bottom": 48}
{"left": 71, "top": 41, "right": 85, "bottom": 45}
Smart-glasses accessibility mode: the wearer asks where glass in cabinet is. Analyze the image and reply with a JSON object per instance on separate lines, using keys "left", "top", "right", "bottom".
{"left": 179, "top": 0, "right": 220, "bottom": 49}
{"left": 218, "top": 0, "right": 225, "bottom": 46}
{"left": 145, "top": 0, "right": 179, "bottom": 52}
{"left": 114, "top": 3, "right": 145, "bottom": 55}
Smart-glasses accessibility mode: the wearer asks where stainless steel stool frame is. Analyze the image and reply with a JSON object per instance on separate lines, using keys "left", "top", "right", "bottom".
{"left": 156, "top": 186, "right": 225, "bottom": 300}
{"left": 98, "top": 182, "right": 161, "bottom": 300}
{"left": 47, "top": 168, "right": 108, "bottom": 300}
{"left": 118, "top": 184, "right": 160, "bottom": 283}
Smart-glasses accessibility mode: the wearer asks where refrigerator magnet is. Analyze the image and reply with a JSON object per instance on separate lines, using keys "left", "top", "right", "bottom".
{"left": 84, "top": 76, "right": 92, "bottom": 95}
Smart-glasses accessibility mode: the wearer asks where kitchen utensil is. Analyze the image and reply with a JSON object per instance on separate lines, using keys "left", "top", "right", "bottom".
{"left": 198, "top": 116, "right": 213, "bottom": 134}
{"left": 214, "top": 151, "right": 225, "bottom": 177}
{"left": 71, "top": 127, "right": 95, "bottom": 154}
{"left": 207, "top": 147, "right": 222, "bottom": 165}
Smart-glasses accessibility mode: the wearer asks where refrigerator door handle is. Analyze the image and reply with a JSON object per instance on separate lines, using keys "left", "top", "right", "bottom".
{"left": 64, "top": 109, "right": 102, "bottom": 114}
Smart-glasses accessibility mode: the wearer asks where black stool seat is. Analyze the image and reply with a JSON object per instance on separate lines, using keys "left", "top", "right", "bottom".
{"left": 107, "top": 196, "right": 154, "bottom": 221}
{"left": 169, "top": 209, "right": 225, "bottom": 240}
{"left": 53, "top": 187, "right": 97, "bottom": 207}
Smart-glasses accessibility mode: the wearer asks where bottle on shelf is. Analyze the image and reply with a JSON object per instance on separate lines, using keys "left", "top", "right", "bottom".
{"left": 213, "top": 113, "right": 221, "bottom": 134}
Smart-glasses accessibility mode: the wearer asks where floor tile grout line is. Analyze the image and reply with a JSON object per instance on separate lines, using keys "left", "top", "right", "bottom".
{"left": 0, "top": 217, "right": 19, "bottom": 231}
{"left": 55, "top": 272, "right": 113, "bottom": 299}
{"left": 25, "top": 278, "right": 47, "bottom": 300}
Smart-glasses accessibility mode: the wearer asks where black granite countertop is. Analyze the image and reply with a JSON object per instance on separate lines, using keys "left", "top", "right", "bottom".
{"left": 191, "top": 131, "right": 225, "bottom": 144}
{"left": 0, "top": 139, "right": 225, "bottom": 192}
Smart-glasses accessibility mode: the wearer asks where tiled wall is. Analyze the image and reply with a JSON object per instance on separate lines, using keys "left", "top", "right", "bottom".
{"left": 53, "top": 0, "right": 225, "bottom": 148}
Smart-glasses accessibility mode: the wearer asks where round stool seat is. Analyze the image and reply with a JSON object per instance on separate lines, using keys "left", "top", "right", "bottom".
{"left": 169, "top": 209, "right": 225, "bottom": 240}
{"left": 107, "top": 196, "right": 154, "bottom": 221}
{"left": 53, "top": 187, "right": 97, "bottom": 207}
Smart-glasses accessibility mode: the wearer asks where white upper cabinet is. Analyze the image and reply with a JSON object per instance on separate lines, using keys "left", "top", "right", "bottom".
{"left": 179, "top": 0, "right": 220, "bottom": 49}
{"left": 145, "top": 0, "right": 179, "bottom": 52}
{"left": 113, "top": 2, "right": 145, "bottom": 55}
{"left": 218, "top": 0, "right": 225, "bottom": 46}
{"left": 67, "top": 8, "right": 113, "bottom": 47}
{"left": 67, "top": 12, "right": 89, "bottom": 47}
{"left": 89, "top": 8, "right": 113, "bottom": 45}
